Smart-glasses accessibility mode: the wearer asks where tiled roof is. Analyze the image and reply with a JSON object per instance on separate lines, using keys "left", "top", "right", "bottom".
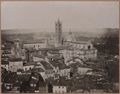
{"left": 25, "top": 45, "right": 69, "bottom": 52}
{"left": 52, "top": 77, "right": 68, "bottom": 86}
{"left": 23, "top": 62, "right": 35, "bottom": 66}
{"left": 40, "top": 61, "right": 53, "bottom": 70}
{"left": 61, "top": 46, "right": 97, "bottom": 51}
{"left": 48, "top": 50, "right": 60, "bottom": 54}
{"left": 17, "top": 74, "right": 31, "bottom": 81}
{"left": 50, "top": 60, "right": 68, "bottom": 70}
{"left": 33, "top": 54, "right": 44, "bottom": 59}
{"left": 9, "top": 58, "right": 22, "bottom": 62}
{"left": 32, "top": 68, "right": 44, "bottom": 72}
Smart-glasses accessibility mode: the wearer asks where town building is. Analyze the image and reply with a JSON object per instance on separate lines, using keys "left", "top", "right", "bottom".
{"left": 9, "top": 58, "right": 23, "bottom": 72}
{"left": 45, "top": 70, "right": 54, "bottom": 79}
{"left": 1, "top": 61, "right": 9, "bottom": 71}
{"left": 54, "top": 66, "right": 70, "bottom": 77}
{"left": 31, "top": 67, "right": 46, "bottom": 80}
{"left": 54, "top": 74, "right": 60, "bottom": 80}
{"left": 77, "top": 67, "right": 92, "bottom": 75}
{"left": 33, "top": 56, "right": 44, "bottom": 62}
{"left": 47, "top": 82, "right": 53, "bottom": 93}
{"left": 53, "top": 85, "right": 67, "bottom": 93}
{"left": 3, "top": 83, "right": 13, "bottom": 91}
{"left": 66, "top": 57, "right": 84, "bottom": 66}
{"left": 23, "top": 63, "right": 34, "bottom": 71}
{"left": 1, "top": 41, "right": 14, "bottom": 62}
{"left": 47, "top": 50, "right": 63, "bottom": 62}
{"left": 23, "top": 40, "right": 48, "bottom": 50}
{"left": 30, "top": 72, "right": 47, "bottom": 93}
{"left": 60, "top": 41, "right": 97, "bottom": 64}
{"left": 59, "top": 68, "right": 70, "bottom": 77}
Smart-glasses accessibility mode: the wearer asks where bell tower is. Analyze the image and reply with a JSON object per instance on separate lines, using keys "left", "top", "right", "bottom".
{"left": 55, "top": 19, "right": 62, "bottom": 47}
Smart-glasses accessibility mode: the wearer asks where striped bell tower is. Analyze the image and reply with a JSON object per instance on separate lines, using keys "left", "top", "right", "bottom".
{"left": 55, "top": 19, "right": 62, "bottom": 47}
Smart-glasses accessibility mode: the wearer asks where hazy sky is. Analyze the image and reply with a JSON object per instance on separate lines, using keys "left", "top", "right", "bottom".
{"left": 1, "top": 1, "right": 119, "bottom": 33}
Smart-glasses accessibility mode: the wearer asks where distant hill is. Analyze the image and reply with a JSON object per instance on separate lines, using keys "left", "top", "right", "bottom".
{"left": 1, "top": 28, "right": 119, "bottom": 42}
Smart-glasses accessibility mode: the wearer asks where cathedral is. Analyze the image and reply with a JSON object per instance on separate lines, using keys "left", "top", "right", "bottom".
{"left": 53, "top": 19, "right": 97, "bottom": 62}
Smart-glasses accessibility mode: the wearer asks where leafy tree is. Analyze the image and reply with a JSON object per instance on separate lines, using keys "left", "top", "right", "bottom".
{"left": 93, "top": 28, "right": 119, "bottom": 55}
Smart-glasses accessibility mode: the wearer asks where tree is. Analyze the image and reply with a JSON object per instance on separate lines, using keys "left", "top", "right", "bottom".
{"left": 92, "top": 28, "right": 119, "bottom": 55}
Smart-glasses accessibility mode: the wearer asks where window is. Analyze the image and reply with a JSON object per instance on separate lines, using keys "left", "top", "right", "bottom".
{"left": 29, "top": 67, "right": 32, "bottom": 70}
{"left": 30, "top": 84, "right": 33, "bottom": 87}
{"left": 25, "top": 68, "right": 27, "bottom": 71}
{"left": 34, "top": 45, "right": 35, "bottom": 48}
{"left": 88, "top": 45, "right": 91, "bottom": 49}
{"left": 55, "top": 90, "right": 57, "bottom": 93}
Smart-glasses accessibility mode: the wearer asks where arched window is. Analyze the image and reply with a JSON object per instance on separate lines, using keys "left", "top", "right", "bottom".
{"left": 88, "top": 45, "right": 91, "bottom": 49}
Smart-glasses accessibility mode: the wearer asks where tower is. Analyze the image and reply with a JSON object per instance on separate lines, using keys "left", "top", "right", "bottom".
{"left": 55, "top": 19, "right": 62, "bottom": 47}
{"left": 14, "top": 39, "right": 22, "bottom": 58}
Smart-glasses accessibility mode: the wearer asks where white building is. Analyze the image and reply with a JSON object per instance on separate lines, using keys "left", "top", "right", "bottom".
{"left": 53, "top": 86, "right": 67, "bottom": 93}
{"left": 53, "top": 67, "right": 71, "bottom": 79}
{"left": 45, "top": 70, "right": 54, "bottom": 78}
{"left": 61, "top": 41, "right": 97, "bottom": 64}
{"left": 77, "top": 67, "right": 92, "bottom": 75}
{"left": 1, "top": 63, "right": 9, "bottom": 71}
{"left": 33, "top": 56, "right": 44, "bottom": 62}
{"left": 59, "top": 68, "right": 70, "bottom": 77}
{"left": 9, "top": 58, "right": 23, "bottom": 72}
{"left": 23, "top": 64, "right": 34, "bottom": 71}
{"left": 23, "top": 40, "right": 48, "bottom": 50}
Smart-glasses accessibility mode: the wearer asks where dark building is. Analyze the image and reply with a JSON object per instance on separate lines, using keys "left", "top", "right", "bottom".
{"left": 20, "top": 72, "right": 47, "bottom": 93}
{"left": 48, "top": 82, "right": 53, "bottom": 93}
{"left": 1, "top": 41, "right": 14, "bottom": 62}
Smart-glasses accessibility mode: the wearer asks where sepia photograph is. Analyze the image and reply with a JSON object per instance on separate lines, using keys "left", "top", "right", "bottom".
{"left": 1, "top": 1, "right": 119, "bottom": 93}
